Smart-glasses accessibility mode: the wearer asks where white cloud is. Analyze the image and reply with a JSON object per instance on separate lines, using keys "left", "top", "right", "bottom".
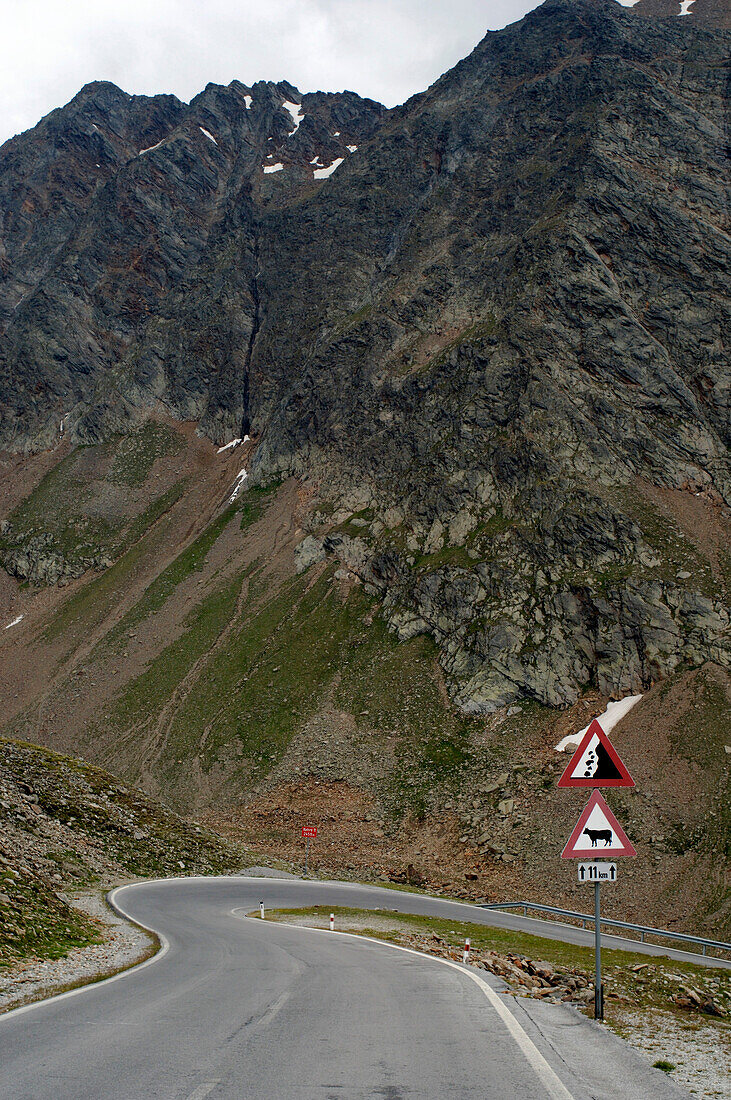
{"left": 0, "top": 1, "right": 646, "bottom": 147}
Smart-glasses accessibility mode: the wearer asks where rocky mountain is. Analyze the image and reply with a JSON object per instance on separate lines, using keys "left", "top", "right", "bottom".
{"left": 0, "top": 0, "right": 728, "bottom": 934}
{"left": 2, "top": 0, "right": 727, "bottom": 710}
{"left": 633, "top": 0, "right": 731, "bottom": 30}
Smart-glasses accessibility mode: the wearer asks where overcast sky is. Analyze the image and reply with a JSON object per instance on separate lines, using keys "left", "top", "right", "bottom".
{"left": 1, "top": 0, "right": 640, "bottom": 146}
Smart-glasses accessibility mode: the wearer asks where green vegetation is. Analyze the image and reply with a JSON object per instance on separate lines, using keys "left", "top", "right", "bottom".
{"left": 415, "top": 545, "right": 474, "bottom": 571}
{"left": 262, "top": 906, "right": 731, "bottom": 1013}
{"left": 0, "top": 735, "right": 243, "bottom": 969}
{"left": 330, "top": 610, "right": 480, "bottom": 817}
{"left": 165, "top": 567, "right": 368, "bottom": 777}
{"left": 44, "top": 516, "right": 171, "bottom": 644}
{"left": 44, "top": 464, "right": 272, "bottom": 653}
{"left": 612, "top": 489, "right": 724, "bottom": 601}
{"left": 333, "top": 302, "right": 374, "bottom": 337}
{"left": 0, "top": 448, "right": 115, "bottom": 566}
{"left": 123, "top": 479, "right": 188, "bottom": 547}
{"left": 105, "top": 569, "right": 245, "bottom": 737}
{"left": 107, "top": 421, "right": 183, "bottom": 487}
{"left": 105, "top": 505, "right": 239, "bottom": 645}
{"left": 98, "top": 552, "right": 482, "bottom": 813}
{"left": 1, "top": 426, "right": 189, "bottom": 595}
{"left": 653, "top": 1061, "right": 676, "bottom": 1073}
{"left": 0, "top": 872, "right": 103, "bottom": 970}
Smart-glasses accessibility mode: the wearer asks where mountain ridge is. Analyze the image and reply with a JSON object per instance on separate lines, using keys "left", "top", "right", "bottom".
{"left": 1, "top": 0, "right": 728, "bottom": 714}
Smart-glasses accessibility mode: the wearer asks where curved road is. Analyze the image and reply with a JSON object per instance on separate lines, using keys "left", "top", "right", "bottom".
{"left": 0, "top": 877, "right": 699, "bottom": 1099}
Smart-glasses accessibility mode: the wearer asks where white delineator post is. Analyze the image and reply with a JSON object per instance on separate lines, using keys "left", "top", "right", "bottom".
{"left": 259, "top": 901, "right": 265, "bottom": 919}
{"left": 463, "top": 938, "right": 470, "bottom": 965}
{"left": 330, "top": 913, "right": 335, "bottom": 931}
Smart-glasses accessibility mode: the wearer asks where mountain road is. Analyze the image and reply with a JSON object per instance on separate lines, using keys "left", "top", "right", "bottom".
{"left": 0, "top": 876, "right": 703, "bottom": 1099}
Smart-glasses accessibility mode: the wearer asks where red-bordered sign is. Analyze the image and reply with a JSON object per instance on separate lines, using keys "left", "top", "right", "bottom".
{"left": 562, "top": 791, "right": 636, "bottom": 859}
{"left": 301, "top": 826, "right": 317, "bottom": 838}
{"left": 558, "top": 719, "right": 635, "bottom": 789}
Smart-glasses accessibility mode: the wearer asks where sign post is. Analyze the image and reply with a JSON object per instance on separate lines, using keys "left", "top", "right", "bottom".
{"left": 302, "top": 826, "right": 317, "bottom": 876}
{"left": 560, "top": 723, "right": 636, "bottom": 1021}
{"left": 594, "top": 883, "right": 602, "bottom": 1020}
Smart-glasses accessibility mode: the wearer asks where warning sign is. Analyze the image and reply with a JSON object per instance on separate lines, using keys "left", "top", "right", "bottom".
{"left": 558, "top": 719, "right": 634, "bottom": 789}
{"left": 562, "top": 791, "right": 637, "bottom": 858}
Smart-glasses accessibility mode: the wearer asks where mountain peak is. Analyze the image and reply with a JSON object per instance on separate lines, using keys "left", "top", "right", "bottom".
{"left": 630, "top": 0, "right": 731, "bottom": 29}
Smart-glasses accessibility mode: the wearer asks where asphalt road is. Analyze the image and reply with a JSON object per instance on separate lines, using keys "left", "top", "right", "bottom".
{"left": 0, "top": 877, "right": 702, "bottom": 1099}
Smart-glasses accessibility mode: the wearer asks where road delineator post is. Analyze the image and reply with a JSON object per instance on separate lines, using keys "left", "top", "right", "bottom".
{"left": 260, "top": 901, "right": 265, "bottom": 919}
{"left": 330, "top": 913, "right": 335, "bottom": 931}
{"left": 463, "top": 938, "right": 470, "bottom": 965}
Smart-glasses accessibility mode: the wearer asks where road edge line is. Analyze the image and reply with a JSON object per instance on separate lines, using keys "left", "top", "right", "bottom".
{"left": 235, "top": 912, "right": 575, "bottom": 1100}
{"left": 0, "top": 885, "right": 170, "bottom": 1023}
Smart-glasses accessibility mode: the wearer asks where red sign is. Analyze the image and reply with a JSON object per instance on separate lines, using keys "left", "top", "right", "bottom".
{"left": 302, "top": 826, "right": 317, "bottom": 838}
{"left": 562, "top": 791, "right": 636, "bottom": 859}
{"left": 558, "top": 719, "right": 634, "bottom": 789}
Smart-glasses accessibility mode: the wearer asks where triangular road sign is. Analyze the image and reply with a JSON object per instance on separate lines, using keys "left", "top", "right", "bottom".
{"left": 562, "top": 791, "right": 637, "bottom": 858}
{"left": 558, "top": 719, "right": 635, "bottom": 788}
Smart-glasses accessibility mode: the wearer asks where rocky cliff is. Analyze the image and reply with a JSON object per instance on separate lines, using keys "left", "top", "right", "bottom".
{"left": 1, "top": 0, "right": 728, "bottom": 716}
{"left": 633, "top": 0, "right": 731, "bottom": 30}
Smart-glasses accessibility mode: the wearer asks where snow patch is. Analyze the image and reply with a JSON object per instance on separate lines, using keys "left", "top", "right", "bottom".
{"left": 555, "top": 695, "right": 644, "bottom": 752}
{"left": 346, "top": 145, "right": 358, "bottom": 153}
{"left": 310, "top": 156, "right": 322, "bottom": 165}
{"left": 228, "top": 468, "right": 248, "bottom": 503}
{"left": 244, "top": 95, "right": 253, "bottom": 109}
{"left": 217, "top": 435, "right": 249, "bottom": 454}
{"left": 313, "top": 157, "right": 344, "bottom": 179}
{"left": 199, "top": 126, "right": 218, "bottom": 145}
{"left": 263, "top": 163, "right": 284, "bottom": 174}
{"left": 678, "top": 0, "right": 694, "bottom": 13}
{"left": 139, "top": 140, "right": 164, "bottom": 155}
{"left": 282, "top": 100, "right": 304, "bottom": 136}
{"left": 332, "top": 131, "right": 340, "bottom": 137}
{"left": 4, "top": 615, "right": 24, "bottom": 630}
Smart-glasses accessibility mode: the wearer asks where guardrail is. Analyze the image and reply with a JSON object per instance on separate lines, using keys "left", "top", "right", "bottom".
{"left": 479, "top": 902, "right": 731, "bottom": 958}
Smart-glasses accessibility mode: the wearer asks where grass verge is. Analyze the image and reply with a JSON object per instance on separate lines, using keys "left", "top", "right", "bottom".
{"left": 261, "top": 906, "right": 731, "bottom": 1019}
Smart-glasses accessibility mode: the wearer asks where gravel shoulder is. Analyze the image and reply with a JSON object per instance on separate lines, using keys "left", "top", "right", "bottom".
{"left": 0, "top": 890, "right": 155, "bottom": 1014}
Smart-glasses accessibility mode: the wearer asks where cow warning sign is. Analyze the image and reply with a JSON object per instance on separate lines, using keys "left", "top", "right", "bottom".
{"left": 562, "top": 791, "right": 637, "bottom": 858}
{"left": 558, "top": 719, "right": 635, "bottom": 789}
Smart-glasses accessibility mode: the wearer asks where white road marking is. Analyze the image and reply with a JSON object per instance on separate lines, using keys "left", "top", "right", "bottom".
{"left": 0, "top": 885, "right": 170, "bottom": 1022}
{"left": 186, "top": 1082, "right": 220, "bottom": 1100}
{"left": 237, "top": 914, "right": 575, "bottom": 1100}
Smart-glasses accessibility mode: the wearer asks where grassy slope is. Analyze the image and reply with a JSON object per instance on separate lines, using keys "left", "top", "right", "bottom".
{"left": 0, "top": 422, "right": 186, "bottom": 581}
{"left": 1, "top": 446, "right": 728, "bottom": 940}
{"left": 0, "top": 736, "right": 246, "bottom": 968}
{"left": 98, "top": 547, "right": 486, "bottom": 812}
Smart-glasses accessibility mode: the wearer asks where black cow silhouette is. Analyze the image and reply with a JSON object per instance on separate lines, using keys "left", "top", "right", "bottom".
{"left": 583, "top": 827, "right": 612, "bottom": 847}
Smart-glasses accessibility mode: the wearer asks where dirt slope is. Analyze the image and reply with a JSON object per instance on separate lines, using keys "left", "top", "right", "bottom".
{"left": 1, "top": 434, "right": 728, "bottom": 939}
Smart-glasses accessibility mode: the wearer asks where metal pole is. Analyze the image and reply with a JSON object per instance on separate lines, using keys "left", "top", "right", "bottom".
{"left": 305, "top": 836, "right": 310, "bottom": 877}
{"left": 594, "top": 882, "right": 603, "bottom": 1020}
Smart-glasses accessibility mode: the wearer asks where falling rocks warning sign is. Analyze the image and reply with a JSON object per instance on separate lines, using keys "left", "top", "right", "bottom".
{"left": 562, "top": 791, "right": 637, "bottom": 859}
{"left": 558, "top": 719, "right": 635, "bottom": 789}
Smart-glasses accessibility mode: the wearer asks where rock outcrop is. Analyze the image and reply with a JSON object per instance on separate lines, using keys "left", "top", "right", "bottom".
{"left": 1, "top": 0, "right": 728, "bottom": 710}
